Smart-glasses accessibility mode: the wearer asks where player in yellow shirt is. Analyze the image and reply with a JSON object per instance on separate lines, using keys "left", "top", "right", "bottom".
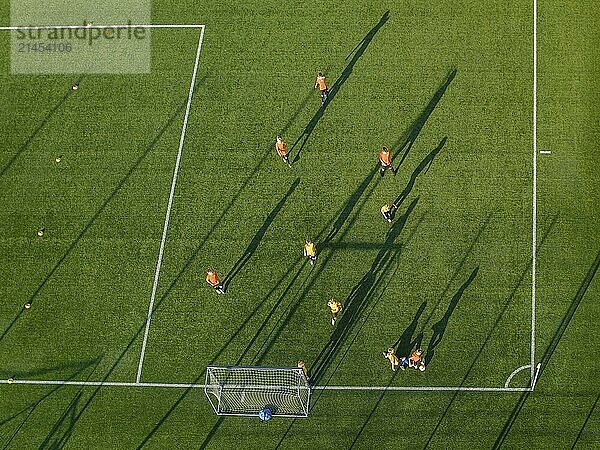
{"left": 382, "top": 347, "right": 399, "bottom": 371}
{"left": 380, "top": 203, "right": 395, "bottom": 223}
{"left": 297, "top": 360, "right": 308, "bottom": 378}
{"left": 303, "top": 239, "right": 317, "bottom": 266}
{"left": 327, "top": 298, "right": 342, "bottom": 326}
{"left": 314, "top": 72, "right": 329, "bottom": 105}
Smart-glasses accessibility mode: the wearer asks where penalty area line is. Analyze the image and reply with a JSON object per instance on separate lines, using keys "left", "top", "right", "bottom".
{"left": 0, "top": 24, "right": 205, "bottom": 31}
{"left": 135, "top": 25, "right": 206, "bottom": 384}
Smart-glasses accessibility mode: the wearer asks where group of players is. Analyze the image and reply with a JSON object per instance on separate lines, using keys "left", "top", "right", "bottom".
{"left": 205, "top": 72, "right": 421, "bottom": 375}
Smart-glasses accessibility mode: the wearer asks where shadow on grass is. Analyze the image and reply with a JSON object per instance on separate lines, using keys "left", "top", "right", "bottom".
{"left": 391, "top": 69, "right": 457, "bottom": 170}
{"left": 0, "top": 85, "right": 196, "bottom": 344}
{"left": 394, "top": 301, "right": 427, "bottom": 357}
{"left": 492, "top": 247, "right": 600, "bottom": 450}
{"left": 572, "top": 390, "right": 600, "bottom": 448}
{"left": 0, "top": 358, "right": 100, "bottom": 449}
{"left": 290, "top": 11, "right": 389, "bottom": 163}
{"left": 7, "top": 357, "right": 101, "bottom": 450}
{"left": 424, "top": 266, "right": 479, "bottom": 365}
{"left": 0, "top": 357, "right": 102, "bottom": 380}
{"left": 321, "top": 69, "right": 454, "bottom": 246}
{"left": 0, "top": 75, "right": 85, "bottom": 179}
{"left": 222, "top": 178, "right": 300, "bottom": 292}
{"left": 348, "top": 357, "right": 404, "bottom": 449}
{"left": 0, "top": 78, "right": 211, "bottom": 448}
{"left": 418, "top": 212, "right": 493, "bottom": 334}
{"left": 393, "top": 137, "right": 447, "bottom": 208}
{"left": 309, "top": 198, "right": 419, "bottom": 386}
{"left": 422, "top": 214, "right": 559, "bottom": 449}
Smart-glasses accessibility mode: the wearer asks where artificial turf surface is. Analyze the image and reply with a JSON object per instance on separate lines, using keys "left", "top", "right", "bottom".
{"left": 0, "top": 0, "right": 598, "bottom": 448}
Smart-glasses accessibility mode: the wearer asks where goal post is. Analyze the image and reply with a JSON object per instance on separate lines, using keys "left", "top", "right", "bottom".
{"left": 204, "top": 366, "right": 311, "bottom": 418}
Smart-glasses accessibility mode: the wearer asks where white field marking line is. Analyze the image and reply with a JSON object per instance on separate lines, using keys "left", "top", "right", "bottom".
{"left": 531, "top": 0, "right": 538, "bottom": 385}
{"left": 531, "top": 362, "right": 542, "bottom": 389}
{"left": 504, "top": 364, "right": 531, "bottom": 388}
{"left": 0, "top": 25, "right": 204, "bottom": 30}
{"left": 136, "top": 25, "right": 206, "bottom": 384}
{"left": 540, "top": 150, "right": 551, "bottom": 154}
{"left": 0, "top": 379, "right": 531, "bottom": 392}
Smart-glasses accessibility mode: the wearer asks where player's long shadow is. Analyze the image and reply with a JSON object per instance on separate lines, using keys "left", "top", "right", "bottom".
{"left": 309, "top": 198, "right": 418, "bottom": 386}
{"left": 0, "top": 75, "right": 85, "bottom": 179}
{"left": 321, "top": 70, "right": 454, "bottom": 245}
{"left": 140, "top": 66, "right": 455, "bottom": 449}
{"left": 422, "top": 214, "right": 559, "bottom": 448}
{"left": 418, "top": 212, "right": 492, "bottom": 335}
{"left": 137, "top": 256, "right": 314, "bottom": 449}
{"left": 148, "top": 75, "right": 323, "bottom": 309}
{"left": 393, "top": 301, "right": 427, "bottom": 357}
{"left": 572, "top": 390, "right": 600, "bottom": 448}
{"left": 274, "top": 226, "right": 419, "bottom": 449}
{"left": 348, "top": 353, "right": 404, "bottom": 449}
{"left": 278, "top": 67, "right": 330, "bottom": 137}
{"left": 37, "top": 358, "right": 102, "bottom": 450}
{"left": 290, "top": 11, "right": 389, "bottom": 163}
{"left": 391, "top": 69, "right": 457, "bottom": 170}
{"left": 0, "top": 91, "right": 193, "bottom": 345}
{"left": 0, "top": 358, "right": 99, "bottom": 448}
{"left": 393, "top": 136, "right": 447, "bottom": 207}
{"left": 0, "top": 356, "right": 102, "bottom": 380}
{"left": 424, "top": 266, "right": 479, "bottom": 365}
{"left": 491, "top": 247, "right": 600, "bottom": 450}
{"left": 222, "top": 178, "right": 300, "bottom": 292}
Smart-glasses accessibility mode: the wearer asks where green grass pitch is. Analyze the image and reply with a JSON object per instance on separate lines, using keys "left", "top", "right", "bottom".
{"left": 0, "top": 0, "right": 598, "bottom": 448}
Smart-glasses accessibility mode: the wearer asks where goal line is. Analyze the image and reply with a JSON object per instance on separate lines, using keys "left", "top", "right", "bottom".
{"left": 0, "top": 379, "right": 531, "bottom": 392}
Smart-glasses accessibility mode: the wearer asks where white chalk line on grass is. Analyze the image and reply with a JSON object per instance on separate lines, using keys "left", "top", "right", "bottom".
{"left": 0, "top": 24, "right": 204, "bottom": 30}
{"left": 136, "top": 25, "right": 206, "bottom": 384}
{"left": 504, "top": 364, "right": 531, "bottom": 388}
{"left": 531, "top": 0, "right": 538, "bottom": 385}
{"left": 0, "top": 379, "right": 531, "bottom": 392}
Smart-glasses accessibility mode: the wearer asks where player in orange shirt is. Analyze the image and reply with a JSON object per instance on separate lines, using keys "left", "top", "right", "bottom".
{"left": 275, "top": 135, "right": 292, "bottom": 167}
{"left": 314, "top": 72, "right": 329, "bottom": 105}
{"left": 378, "top": 146, "right": 396, "bottom": 177}
{"left": 408, "top": 349, "right": 423, "bottom": 368}
{"left": 206, "top": 269, "right": 224, "bottom": 294}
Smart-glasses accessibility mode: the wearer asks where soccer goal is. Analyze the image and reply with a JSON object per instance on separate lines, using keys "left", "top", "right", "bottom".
{"left": 205, "top": 366, "right": 311, "bottom": 418}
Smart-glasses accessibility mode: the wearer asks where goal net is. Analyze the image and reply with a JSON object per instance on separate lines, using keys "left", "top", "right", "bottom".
{"left": 204, "top": 366, "right": 311, "bottom": 417}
